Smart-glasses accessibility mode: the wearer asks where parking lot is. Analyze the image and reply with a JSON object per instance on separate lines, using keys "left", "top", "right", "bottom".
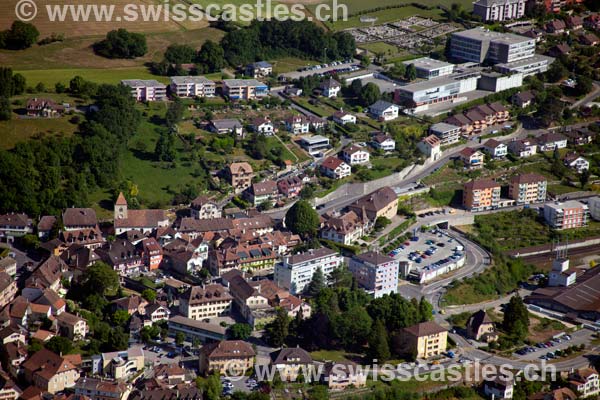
{"left": 279, "top": 60, "right": 361, "bottom": 80}
{"left": 389, "top": 228, "right": 465, "bottom": 283}
{"left": 512, "top": 329, "right": 594, "bottom": 361}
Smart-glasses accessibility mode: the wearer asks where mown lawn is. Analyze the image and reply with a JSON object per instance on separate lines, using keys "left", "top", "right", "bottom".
{"left": 271, "top": 57, "right": 319, "bottom": 74}
{"left": 0, "top": 116, "right": 79, "bottom": 150}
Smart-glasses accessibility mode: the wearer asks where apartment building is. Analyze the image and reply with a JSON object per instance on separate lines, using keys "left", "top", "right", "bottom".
{"left": 483, "top": 139, "right": 508, "bottom": 158}
{"left": 100, "top": 348, "right": 144, "bottom": 380}
{"left": 121, "top": 80, "right": 166, "bottom": 102}
{"left": 508, "top": 173, "right": 547, "bottom": 204}
{"left": 459, "top": 148, "right": 485, "bottom": 169}
{"left": 179, "top": 284, "right": 233, "bottom": 320}
{"left": 320, "top": 211, "right": 369, "bottom": 245}
{"left": 0, "top": 273, "right": 17, "bottom": 310}
{"left": 74, "top": 377, "right": 131, "bottom": 400}
{"left": 463, "top": 179, "right": 501, "bottom": 211}
{"left": 244, "top": 180, "right": 279, "bottom": 206}
{"left": 403, "top": 57, "right": 454, "bottom": 79}
{"left": 223, "top": 79, "right": 269, "bottom": 100}
{"left": 169, "top": 76, "right": 216, "bottom": 98}
{"left": 190, "top": 196, "right": 222, "bottom": 220}
{"left": 429, "top": 122, "right": 461, "bottom": 145}
{"left": 56, "top": 312, "right": 88, "bottom": 340}
{"left": 246, "top": 61, "right": 273, "bottom": 78}
{"left": 22, "top": 349, "right": 80, "bottom": 394}
{"left": 275, "top": 248, "right": 343, "bottom": 295}
{"left": 398, "top": 321, "right": 448, "bottom": 359}
{"left": 543, "top": 201, "right": 589, "bottom": 230}
{"left": 199, "top": 340, "right": 255, "bottom": 376}
{"left": 225, "top": 162, "right": 254, "bottom": 193}
{"left": 349, "top": 251, "right": 399, "bottom": 298}
{"left": 473, "top": 0, "right": 526, "bottom": 22}
{"left": 417, "top": 135, "right": 442, "bottom": 161}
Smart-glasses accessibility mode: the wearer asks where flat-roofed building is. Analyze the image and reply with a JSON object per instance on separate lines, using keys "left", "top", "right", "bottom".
{"left": 394, "top": 71, "right": 480, "bottom": 111}
{"left": 299, "top": 135, "right": 330, "bottom": 155}
{"left": 543, "top": 201, "right": 589, "bottom": 230}
{"left": 167, "top": 315, "right": 226, "bottom": 343}
{"left": 223, "top": 79, "right": 269, "bottom": 100}
{"left": 275, "top": 248, "right": 342, "bottom": 295}
{"left": 349, "top": 251, "right": 399, "bottom": 298}
{"left": 450, "top": 27, "right": 536, "bottom": 64}
{"left": 403, "top": 57, "right": 454, "bottom": 79}
{"left": 494, "top": 54, "right": 554, "bottom": 77}
{"left": 121, "top": 80, "right": 166, "bottom": 102}
{"left": 429, "top": 122, "right": 461, "bottom": 145}
{"left": 170, "top": 76, "right": 216, "bottom": 98}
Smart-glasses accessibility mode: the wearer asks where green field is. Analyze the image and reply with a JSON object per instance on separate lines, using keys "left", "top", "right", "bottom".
{"left": 312, "top": 0, "right": 473, "bottom": 15}
{"left": 16, "top": 68, "right": 169, "bottom": 89}
{"left": 0, "top": 118, "right": 79, "bottom": 150}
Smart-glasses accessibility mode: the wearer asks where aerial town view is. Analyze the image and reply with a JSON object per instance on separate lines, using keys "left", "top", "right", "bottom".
{"left": 1, "top": 0, "right": 600, "bottom": 398}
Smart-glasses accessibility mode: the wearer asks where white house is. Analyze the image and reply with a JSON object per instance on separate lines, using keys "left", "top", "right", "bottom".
{"left": 564, "top": 154, "right": 590, "bottom": 174}
{"left": 370, "top": 134, "right": 396, "bottom": 151}
{"left": 483, "top": 139, "right": 508, "bottom": 158}
{"left": 320, "top": 78, "right": 341, "bottom": 98}
{"left": 483, "top": 376, "right": 514, "bottom": 399}
{"left": 537, "top": 133, "right": 568, "bottom": 152}
{"left": 341, "top": 145, "right": 370, "bottom": 165}
{"left": 285, "top": 115, "right": 310, "bottom": 135}
{"left": 568, "top": 369, "right": 600, "bottom": 398}
{"left": 320, "top": 157, "right": 351, "bottom": 179}
{"left": 251, "top": 117, "right": 275, "bottom": 136}
{"left": 417, "top": 135, "right": 442, "bottom": 161}
{"left": 369, "top": 100, "right": 399, "bottom": 121}
{"left": 508, "top": 139, "right": 537, "bottom": 158}
{"left": 333, "top": 111, "right": 356, "bottom": 125}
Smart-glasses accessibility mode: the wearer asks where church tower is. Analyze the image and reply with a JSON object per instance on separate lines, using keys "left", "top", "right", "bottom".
{"left": 115, "top": 192, "right": 128, "bottom": 220}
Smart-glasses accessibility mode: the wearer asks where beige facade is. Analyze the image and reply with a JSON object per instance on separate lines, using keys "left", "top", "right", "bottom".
{"left": 199, "top": 340, "right": 255, "bottom": 376}
{"left": 399, "top": 321, "right": 447, "bottom": 359}
{"left": 179, "top": 285, "right": 232, "bottom": 320}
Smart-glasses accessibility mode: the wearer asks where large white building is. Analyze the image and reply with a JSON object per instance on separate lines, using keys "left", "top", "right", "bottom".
{"left": 121, "top": 80, "right": 166, "bottom": 102}
{"left": 449, "top": 28, "right": 552, "bottom": 77}
{"left": 403, "top": 57, "right": 455, "bottom": 79}
{"left": 473, "top": 0, "right": 526, "bottom": 22}
{"left": 589, "top": 197, "right": 600, "bottom": 221}
{"left": 275, "top": 248, "right": 343, "bottom": 295}
{"left": 348, "top": 252, "right": 399, "bottom": 298}
{"left": 170, "top": 76, "right": 216, "bottom": 98}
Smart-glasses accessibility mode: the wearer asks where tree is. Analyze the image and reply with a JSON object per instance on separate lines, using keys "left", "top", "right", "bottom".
{"left": 265, "top": 308, "right": 290, "bottom": 347}
{"left": 285, "top": 200, "right": 319, "bottom": 238}
{"left": 140, "top": 325, "right": 161, "bottom": 343}
{"left": 196, "top": 40, "right": 225, "bottom": 73}
{"left": 0, "top": 21, "right": 39, "bottom": 50}
{"left": 404, "top": 63, "right": 417, "bottom": 81}
{"left": 546, "top": 61, "right": 567, "bottom": 83}
{"left": 0, "top": 97, "right": 11, "bottom": 121}
{"left": 141, "top": 288, "right": 157, "bottom": 302}
{"left": 329, "top": 265, "right": 352, "bottom": 288}
{"left": 367, "top": 319, "right": 390, "bottom": 362}
{"left": 502, "top": 295, "right": 529, "bottom": 340}
{"left": 94, "top": 29, "right": 147, "bottom": 59}
{"left": 12, "top": 74, "right": 26, "bottom": 95}
{"left": 155, "top": 130, "right": 177, "bottom": 162}
{"left": 176, "top": 332, "right": 185, "bottom": 346}
{"left": 359, "top": 82, "right": 381, "bottom": 107}
{"left": 82, "top": 262, "right": 119, "bottom": 296}
{"left": 111, "top": 309, "right": 131, "bottom": 327}
{"left": 575, "top": 76, "right": 593, "bottom": 96}
{"left": 374, "top": 216, "right": 391, "bottom": 231}
{"left": 46, "top": 336, "right": 73, "bottom": 354}
{"left": 165, "top": 97, "right": 185, "bottom": 128}
{"left": 350, "top": 79, "right": 363, "bottom": 96}
{"left": 228, "top": 323, "right": 252, "bottom": 340}
{"left": 306, "top": 267, "right": 326, "bottom": 297}
{"left": 580, "top": 168, "right": 590, "bottom": 189}
{"left": 197, "top": 373, "right": 221, "bottom": 400}
{"left": 164, "top": 44, "right": 196, "bottom": 64}
{"left": 418, "top": 297, "right": 433, "bottom": 322}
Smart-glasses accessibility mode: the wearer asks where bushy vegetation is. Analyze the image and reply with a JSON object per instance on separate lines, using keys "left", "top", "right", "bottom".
{"left": 0, "top": 21, "right": 39, "bottom": 50}
{"left": 221, "top": 19, "right": 355, "bottom": 66}
{"left": 94, "top": 29, "right": 147, "bottom": 59}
